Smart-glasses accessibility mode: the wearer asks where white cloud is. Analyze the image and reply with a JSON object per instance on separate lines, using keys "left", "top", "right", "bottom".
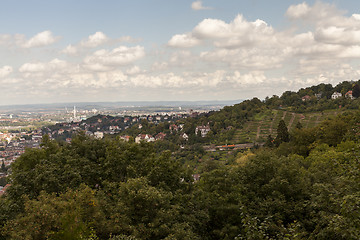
{"left": 80, "top": 31, "right": 109, "bottom": 48}
{"left": 171, "top": 14, "right": 277, "bottom": 49}
{"left": 129, "top": 70, "right": 227, "bottom": 88}
{"left": 0, "top": 35, "right": 11, "bottom": 45}
{"left": 83, "top": 45, "right": 145, "bottom": 71}
{"left": 168, "top": 34, "right": 200, "bottom": 48}
{"left": 20, "top": 31, "right": 58, "bottom": 48}
{"left": 95, "top": 70, "right": 128, "bottom": 87}
{"left": 227, "top": 71, "right": 266, "bottom": 85}
{"left": 338, "top": 46, "right": 360, "bottom": 58}
{"left": 314, "top": 26, "right": 360, "bottom": 45}
{"left": 191, "top": 1, "right": 212, "bottom": 11}
{"left": 193, "top": 18, "right": 231, "bottom": 39}
{"left": 169, "top": 50, "right": 195, "bottom": 66}
{"left": 151, "top": 62, "right": 168, "bottom": 71}
{"left": 131, "top": 73, "right": 185, "bottom": 88}
{"left": 167, "top": 2, "right": 360, "bottom": 74}
{"left": 3, "top": 1, "right": 360, "bottom": 104}
{"left": 352, "top": 14, "right": 360, "bottom": 21}
{"left": 61, "top": 32, "right": 138, "bottom": 56}
{"left": 0, "top": 66, "right": 13, "bottom": 78}
{"left": 285, "top": 2, "right": 356, "bottom": 29}
{"left": 126, "top": 66, "right": 141, "bottom": 75}
{"left": 286, "top": 2, "right": 310, "bottom": 19}
{"left": 193, "top": 70, "right": 226, "bottom": 87}
{"left": 19, "top": 59, "right": 68, "bottom": 73}
{"left": 200, "top": 48, "right": 284, "bottom": 69}
{"left": 81, "top": 63, "right": 113, "bottom": 72}
{"left": 62, "top": 44, "right": 78, "bottom": 55}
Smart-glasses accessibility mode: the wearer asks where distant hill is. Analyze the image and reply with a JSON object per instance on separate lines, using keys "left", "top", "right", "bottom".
{"left": 0, "top": 100, "right": 243, "bottom": 112}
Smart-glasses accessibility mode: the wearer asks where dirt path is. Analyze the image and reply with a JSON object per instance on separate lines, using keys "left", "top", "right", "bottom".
{"left": 315, "top": 115, "right": 321, "bottom": 126}
{"left": 288, "top": 113, "right": 296, "bottom": 130}
{"left": 256, "top": 121, "right": 263, "bottom": 140}
{"left": 282, "top": 111, "right": 287, "bottom": 120}
{"left": 269, "top": 111, "right": 278, "bottom": 135}
{"left": 305, "top": 115, "right": 312, "bottom": 128}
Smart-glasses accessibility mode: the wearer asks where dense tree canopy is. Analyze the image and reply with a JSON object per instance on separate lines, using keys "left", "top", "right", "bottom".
{"left": 1, "top": 82, "right": 360, "bottom": 239}
{"left": 0, "top": 110, "right": 359, "bottom": 239}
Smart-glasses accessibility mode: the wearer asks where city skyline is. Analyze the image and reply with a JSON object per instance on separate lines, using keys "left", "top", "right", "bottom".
{"left": 0, "top": 0, "right": 360, "bottom": 105}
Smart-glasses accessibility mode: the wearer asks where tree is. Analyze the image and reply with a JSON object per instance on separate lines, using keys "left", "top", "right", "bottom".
{"left": 4, "top": 185, "right": 105, "bottom": 240}
{"left": 352, "top": 83, "right": 360, "bottom": 98}
{"left": 104, "top": 178, "right": 200, "bottom": 239}
{"left": 275, "top": 120, "right": 289, "bottom": 146}
{"left": 295, "top": 121, "right": 303, "bottom": 129}
{"left": 265, "top": 135, "right": 274, "bottom": 148}
{"left": 1, "top": 161, "right": 6, "bottom": 173}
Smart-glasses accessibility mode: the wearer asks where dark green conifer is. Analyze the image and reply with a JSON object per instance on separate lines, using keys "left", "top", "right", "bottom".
{"left": 265, "top": 135, "right": 274, "bottom": 148}
{"left": 1, "top": 160, "right": 6, "bottom": 173}
{"left": 352, "top": 83, "right": 360, "bottom": 98}
{"left": 295, "top": 121, "right": 303, "bottom": 129}
{"left": 276, "top": 120, "right": 289, "bottom": 145}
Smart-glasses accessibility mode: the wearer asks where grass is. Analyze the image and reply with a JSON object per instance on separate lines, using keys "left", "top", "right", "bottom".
{"left": 231, "top": 109, "right": 346, "bottom": 144}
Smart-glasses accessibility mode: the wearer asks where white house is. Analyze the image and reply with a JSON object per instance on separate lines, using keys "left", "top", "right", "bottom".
{"left": 195, "top": 125, "right": 211, "bottom": 137}
{"left": 331, "top": 92, "right": 342, "bottom": 99}
{"left": 94, "top": 131, "right": 104, "bottom": 139}
{"left": 181, "top": 133, "right": 189, "bottom": 141}
{"left": 135, "top": 134, "right": 155, "bottom": 143}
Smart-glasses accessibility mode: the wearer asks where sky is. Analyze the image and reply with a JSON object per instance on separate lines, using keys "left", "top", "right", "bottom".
{"left": 0, "top": 0, "right": 360, "bottom": 105}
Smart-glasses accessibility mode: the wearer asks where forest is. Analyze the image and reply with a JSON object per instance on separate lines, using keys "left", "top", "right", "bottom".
{"left": 0, "top": 81, "right": 359, "bottom": 239}
{"left": 0, "top": 113, "right": 359, "bottom": 239}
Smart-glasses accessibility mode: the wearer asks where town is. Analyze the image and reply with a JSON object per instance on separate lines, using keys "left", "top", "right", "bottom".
{"left": 0, "top": 103, "right": 215, "bottom": 178}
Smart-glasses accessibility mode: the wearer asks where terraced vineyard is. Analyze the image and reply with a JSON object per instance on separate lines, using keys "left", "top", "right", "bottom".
{"left": 232, "top": 109, "right": 342, "bottom": 144}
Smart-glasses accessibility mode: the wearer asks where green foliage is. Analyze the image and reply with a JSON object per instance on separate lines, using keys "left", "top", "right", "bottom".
{"left": 352, "top": 83, "right": 360, "bottom": 98}
{"left": 1, "top": 95, "right": 360, "bottom": 239}
{"left": 0, "top": 161, "right": 6, "bottom": 173}
{"left": 4, "top": 185, "right": 103, "bottom": 240}
{"left": 275, "top": 120, "right": 289, "bottom": 146}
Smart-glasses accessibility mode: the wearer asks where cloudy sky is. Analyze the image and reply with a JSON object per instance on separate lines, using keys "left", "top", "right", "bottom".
{"left": 0, "top": 0, "right": 360, "bottom": 105}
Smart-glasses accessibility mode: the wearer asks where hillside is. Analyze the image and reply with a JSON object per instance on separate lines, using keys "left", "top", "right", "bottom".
{"left": 0, "top": 81, "right": 359, "bottom": 239}
{"left": 39, "top": 80, "right": 360, "bottom": 148}
{"left": 232, "top": 109, "right": 343, "bottom": 143}
{"left": 183, "top": 80, "right": 360, "bottom": 145}
{"left": 1, "top": 110, "right": 359, "bottom": 239}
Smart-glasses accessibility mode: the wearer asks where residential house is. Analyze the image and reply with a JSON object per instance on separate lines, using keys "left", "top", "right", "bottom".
{"left": 331, "top": 92, "right": 342, "bottom": 99}
{"left": 0, "top": 184, "right": 11, "bottom": 196}
{"left": 135, "top": 134, "right": 155, "bottom": 143}
{"left": 315, "top": 92, "right": 322, "bottom": 99}
{"left": 85, "top": 131, "right": 93, "bottom": 136}
{"left": 109, "top": 125, "right": 120, "bottom": 131}
{"left": 195, "top": 125, "right": 211, "bottom": 137}
{"left": 192, "top": 174, "right": 201, "bottom": 182}
{"left": 94, "top": 131, "right": 104, "bottom": 139}
{"left": 155, "top": 132, "right": 166, "bottom": 141}
{"left": 119, "top": 135, "right": 131, "bottom": 142}
{"left": 169, "top": 124, "right": 179, "bottom": 133}
{"left": 301, "top": 95, "right": 311, "bottom": 102}
{"left": 181, "top": 133, "right": 189, "bottom": 141}
{"left": 345, "top": 90, "right": 355, "bottom": 99}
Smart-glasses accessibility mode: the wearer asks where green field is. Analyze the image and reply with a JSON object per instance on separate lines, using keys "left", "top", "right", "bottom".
{"left": 232, "top": 109, "right": 342, "bottom": 144}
